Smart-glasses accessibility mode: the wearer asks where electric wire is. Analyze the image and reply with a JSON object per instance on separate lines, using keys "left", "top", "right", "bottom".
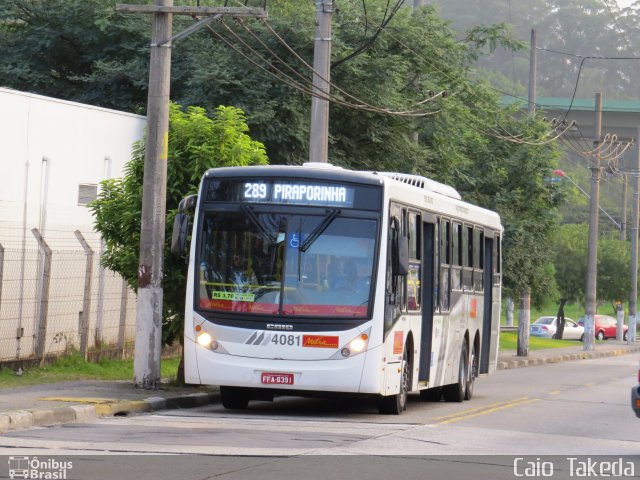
{"left": 259, "top": 18, "right": 448, "bottom": 113}
{"left": 601, "top": 0, "right": 639, "bottom": 56}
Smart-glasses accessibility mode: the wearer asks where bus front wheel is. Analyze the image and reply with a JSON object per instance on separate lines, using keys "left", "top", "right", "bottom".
{"left": 378, "top": 348, "right": 410, "bottom": 415}
{"left": 443, "top": 342, "right": 468, "bottom": 403}
{"left": 220, "top": 386, "right": 250, "bottom": 410}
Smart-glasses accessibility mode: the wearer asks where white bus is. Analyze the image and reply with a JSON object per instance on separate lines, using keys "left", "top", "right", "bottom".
{"left": 172, "top": 163, "right": 502, "bottom": 414}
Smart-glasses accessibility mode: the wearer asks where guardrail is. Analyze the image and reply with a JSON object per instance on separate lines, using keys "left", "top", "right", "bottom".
{"left": 500, "top": 326, "right": 518, "bottom": 332}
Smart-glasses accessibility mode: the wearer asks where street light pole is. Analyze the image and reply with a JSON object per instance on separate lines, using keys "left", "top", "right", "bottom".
{"left": 584, "top": 92, "right": 603, "bottom": 352}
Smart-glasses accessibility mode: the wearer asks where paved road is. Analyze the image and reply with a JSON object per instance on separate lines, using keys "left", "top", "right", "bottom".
{"left": 2, "top": 353, "right": 637, "bottom": 458}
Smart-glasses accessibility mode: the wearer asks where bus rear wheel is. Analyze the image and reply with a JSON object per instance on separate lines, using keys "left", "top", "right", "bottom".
{"left": 379, "top": 348, "right": 409, "bottom": 414}
{"left": 465, "top": 342, "right": 477, "bottom": 401}
{"left": 443, "top": 342, "right": 468, "bottom": 402}
{"left": 220, "top": 386, "right": 250, "bottom": 410}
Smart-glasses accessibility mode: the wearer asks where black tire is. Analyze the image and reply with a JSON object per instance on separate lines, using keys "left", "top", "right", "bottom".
{"left": 624, "top": 330, "right": 628, "bottom": 341}
{"left": 220, "top": 386, "right": 250, "bottom": 410}
{"left": 596, "top": 330, "right": 605, "bottom": 341}
{"left": 420, "top": 387, "right": 442, "bottom": 402}
{"left": 465, "top": 342, "right": 477, "bottom": 401}
{"left": 379, "top": 348, "right": 410, "bottom": 414}
{"left": 443, "top": 342, "right": 468, "bottom": 403}
{"left": 580, "top": 333, "right": 584, "bottom": 342}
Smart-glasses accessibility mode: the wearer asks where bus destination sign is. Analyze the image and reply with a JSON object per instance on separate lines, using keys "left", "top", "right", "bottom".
{"left": 205, "top": 179, "right": 374, "bottom": 208}
{"left": 243, "top": 182, "right": 353, "bottom": 207}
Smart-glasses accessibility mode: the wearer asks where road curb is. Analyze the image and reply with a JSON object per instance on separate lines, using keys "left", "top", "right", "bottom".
{"left": 0, "top": 391, "right": 220, "bottom": 434}
{"left": 497, "top": 345, "right": 640, "bottom": 370}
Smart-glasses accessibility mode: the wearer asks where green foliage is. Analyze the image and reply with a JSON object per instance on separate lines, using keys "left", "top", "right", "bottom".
{"left": 553, "top": 223, "right": 588, "bottom": 303}
{"left": 499, "top": 331, "right": 581, "bottom": 351}
{"left": 552, "top": 223, "right": 635, "bottom": 313}
{"left": 427, "top": 0, "right": 639, "bottom": 101}
{"left": 597, "top": 235, "right": 631, "bottom": 312}
{"left": 89, "top": 103, "right": 267, "bottom": 345}
{"left": 0, "top": 0, "right": 150, "bottom": 111}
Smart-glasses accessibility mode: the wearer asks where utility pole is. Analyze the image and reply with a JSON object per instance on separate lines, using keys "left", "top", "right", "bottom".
{"left": 629, "top": 127, "right": 640, "bottom": 345}
{"left": 584, "top": 92, "right": 603, "bottom": 352}
{"left": 621, "top": 174, "right": 628, "bottom": 240}
{"left": 308, "top": 0, "right": 333, "bottom": 164}
{"left": 528, "top": 29, "right": 537, "bottom": 115}
{"left": 134, "top": 0, "right": 173, "bottom": 389}
{"left": 116, "top": 2, "right": 266, "bottom": 389}
{"left": 517, "top": 28, "right": 537, "bottom": 357}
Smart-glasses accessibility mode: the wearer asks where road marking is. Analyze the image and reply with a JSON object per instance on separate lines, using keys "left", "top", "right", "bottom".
{"left": 585, "top": 383, "right": 594, "bottom": 387}
{"left": 432, "top": 397, "right": 539, "bottom": 425}
{"left": 432, "top": 397, "right": 529, "bottom": 421}
{"left": 39, "top": 397, "right": 118, "bottom": 404}
{"left": 548, "top": 390, "right": 561, "bottom": 395}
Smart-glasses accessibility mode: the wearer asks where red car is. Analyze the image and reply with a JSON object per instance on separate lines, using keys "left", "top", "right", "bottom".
{"left": 578, "top": 315, "right": 629, "bottom": 341}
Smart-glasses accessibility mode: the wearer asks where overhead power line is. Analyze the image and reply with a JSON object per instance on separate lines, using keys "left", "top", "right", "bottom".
{"left": 196, "top": 16, "right": 445, "bottom": 117}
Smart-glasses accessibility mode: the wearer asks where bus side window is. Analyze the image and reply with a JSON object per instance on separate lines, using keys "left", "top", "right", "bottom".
{"left": 451, "top": 222, "right": 462, "bottom": 290}
{"left": 462, "top": 225, "right": 473, "bottom": 290}
{"left": 474, "top": 229, "right": 484, "bottom": 292}
{"left": 439, "top": 218, "right": 450, "bottom": 311}
{"left": 407, "top": 212, "right": 421, "bottom": 311}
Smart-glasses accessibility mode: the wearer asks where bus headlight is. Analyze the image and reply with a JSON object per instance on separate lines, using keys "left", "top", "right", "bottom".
{"left": 330, "top": 328, "right": 371, "bottom": 359}
{"left": 350, "top": 334, "right": 368, "bottom": 353}
{"left": 197, "top": 332, "right": 213, "bottom": 348}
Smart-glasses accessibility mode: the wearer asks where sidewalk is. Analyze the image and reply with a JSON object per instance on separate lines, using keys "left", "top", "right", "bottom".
{"left": 1, "top": 340, "right": 638, "bottom": 433}
{"left": 497, "top": 339, "right": 640, "bottom": 369}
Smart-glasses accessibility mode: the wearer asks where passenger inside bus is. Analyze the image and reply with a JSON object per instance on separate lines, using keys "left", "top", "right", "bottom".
{"left": 334, "top": 259, "right": 359, "bottom": 291}
{"left": 227, "top": 252, "right": 258, "bottom": 289}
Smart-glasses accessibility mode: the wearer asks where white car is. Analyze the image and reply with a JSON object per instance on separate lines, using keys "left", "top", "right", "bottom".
{"left": 530, "top": 316, "right": 584, "bottom": 340}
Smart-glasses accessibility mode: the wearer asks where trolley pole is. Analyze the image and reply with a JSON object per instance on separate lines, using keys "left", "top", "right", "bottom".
{"left": 629, "top": 127, "right": 640, "bottom": 345}
{"left": 584, "top": 92, "right": 603, "bottom": 352}
{"left": 308, "top": 0, "right": 333, "bottom": 164}
{"left": 116, "top": 2, "right": 266, "bottom": 389}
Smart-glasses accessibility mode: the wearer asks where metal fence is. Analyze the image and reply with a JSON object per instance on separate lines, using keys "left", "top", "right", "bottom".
{"left": 0, "top": 229, "right": 137, "bottom": 365}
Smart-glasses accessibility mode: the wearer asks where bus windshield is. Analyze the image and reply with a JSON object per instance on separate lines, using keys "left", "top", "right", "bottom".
{"left": 197, "top": 210, "right": 377, "bottom": 318}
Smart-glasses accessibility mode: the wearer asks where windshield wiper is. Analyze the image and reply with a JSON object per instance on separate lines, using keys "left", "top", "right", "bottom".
{"left": 299, "top": 208, "right": 341, "bottom": 253}
{"left": 241, "top": 205, "right": 277, "bottom": 244}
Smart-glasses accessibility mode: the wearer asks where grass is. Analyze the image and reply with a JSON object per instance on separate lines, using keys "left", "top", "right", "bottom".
{"left": 499, "top": 331, "right": 583, "bottom": 350}
{"left": 0, "top": 353, "right": 180, "bottom": 390}
{"left": 502, "top": 301, "right": 625, "bottom": 325}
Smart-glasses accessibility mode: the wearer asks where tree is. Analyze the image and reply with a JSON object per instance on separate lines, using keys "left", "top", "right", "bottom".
{"left": 89, "top": 103, "right": 267, "bottom": 349}
{"left": 0, "top": 0, "right": 150, "bottom": 111}
{"left": 426, "top": 0, "right": 639, "bottom": 101}
{"left": 552, "top": 224, "right": 633, "bottom": 336}
{"left": 553, "top": 223, "right": 588, "bottom": 338}
{"left": 597, "top": 235, "right": 631, "bottom": 314}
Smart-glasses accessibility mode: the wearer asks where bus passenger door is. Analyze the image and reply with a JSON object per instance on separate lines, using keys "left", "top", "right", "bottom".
{"left": 418, "top": 221, "right": 435, "bottom": 382}
{"left": 480, "top": 234, "right": 498, "bottom": 374}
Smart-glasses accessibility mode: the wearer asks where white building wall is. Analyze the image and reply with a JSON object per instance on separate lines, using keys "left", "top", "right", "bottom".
{"left": 0, "top": 88, "right": 146, "bottom": 362}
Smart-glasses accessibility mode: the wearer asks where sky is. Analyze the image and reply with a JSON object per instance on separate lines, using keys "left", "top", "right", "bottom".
{"left": 615, "top": 0, "right": 635, "bottom": 8}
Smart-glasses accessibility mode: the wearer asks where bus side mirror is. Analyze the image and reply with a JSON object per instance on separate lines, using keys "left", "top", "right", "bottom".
{"left": 392, "top": 234, "right": 409, "bottom": 277}
{"left": 171, "top": 213, "right": 189, "bottom": 256}
{"left": 397, "top": 235, "right": 409, "bottom": 276}
{"left": 170, "top": 194, "right": 197, "bottom": 257}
